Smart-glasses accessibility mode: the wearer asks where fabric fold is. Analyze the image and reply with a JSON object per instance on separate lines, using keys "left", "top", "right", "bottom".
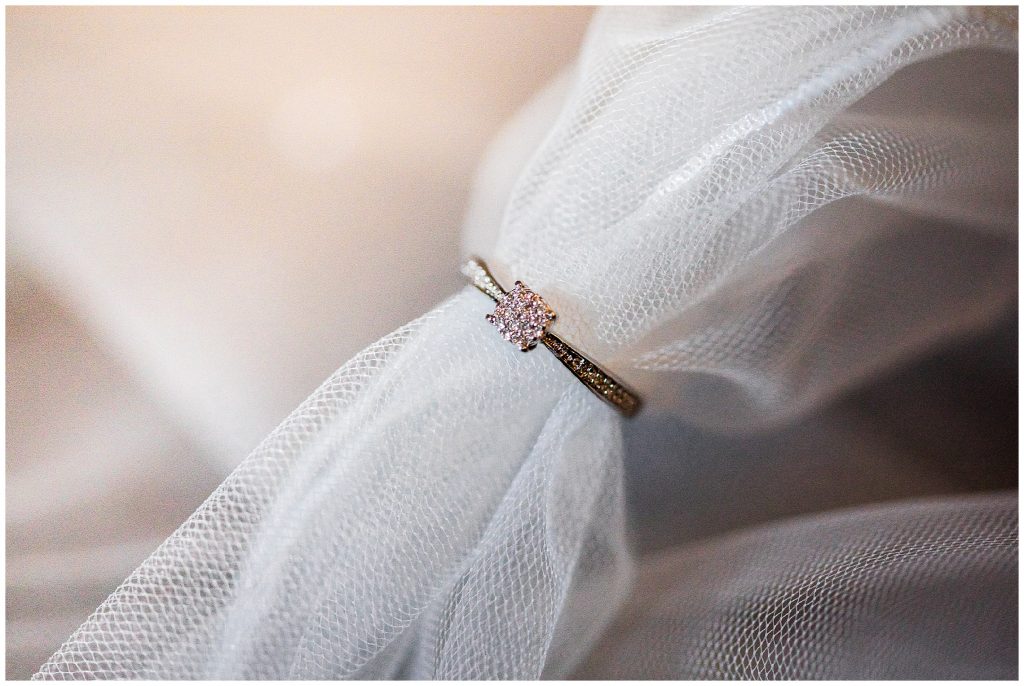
{"left": 35, "top": 6, "right": 1017, "bottom": 679}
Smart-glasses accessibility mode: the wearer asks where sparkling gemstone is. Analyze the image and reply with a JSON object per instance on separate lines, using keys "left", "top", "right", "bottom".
{"left": 486, "top": 281, "right": 556, "bottom": 351}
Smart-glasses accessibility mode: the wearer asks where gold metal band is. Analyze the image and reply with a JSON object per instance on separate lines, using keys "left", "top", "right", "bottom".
{"left": 462, "top": 256, "right": 641, "bottom": 417}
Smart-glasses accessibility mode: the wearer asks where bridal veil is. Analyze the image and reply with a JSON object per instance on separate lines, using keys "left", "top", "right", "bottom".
{"left": 35, "top": 6, "right": 1017, "bottom": 679}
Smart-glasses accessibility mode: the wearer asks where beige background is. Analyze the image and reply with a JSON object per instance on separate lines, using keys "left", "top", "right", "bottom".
{"left": 6, "top": 7, "right": 592, "bottom": 677}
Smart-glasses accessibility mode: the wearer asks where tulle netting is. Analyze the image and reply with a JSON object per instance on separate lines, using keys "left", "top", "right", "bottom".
{"left": 35, "top": 6, "right": 1017, "bottom": 679}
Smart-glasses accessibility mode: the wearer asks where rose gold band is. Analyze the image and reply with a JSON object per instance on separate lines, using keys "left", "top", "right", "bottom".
{"left": 462, "top": 256, "right": 641, "bottom": 417}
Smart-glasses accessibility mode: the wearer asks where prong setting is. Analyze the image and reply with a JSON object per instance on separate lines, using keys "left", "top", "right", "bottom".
{"left": 486, "top": 282, "right": 555, "bottom": 351}
{"left": 464, "top": 256, "right": 641, "bottom": 416}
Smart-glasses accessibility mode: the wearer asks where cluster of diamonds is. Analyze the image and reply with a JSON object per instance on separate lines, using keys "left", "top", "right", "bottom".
{"left": 486, "top": 281, "right": 556, "bottom": 351}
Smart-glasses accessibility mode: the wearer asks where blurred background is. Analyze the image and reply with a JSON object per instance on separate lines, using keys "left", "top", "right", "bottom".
{"left": 6, "top": 6, "right": 593, "bottom": 677}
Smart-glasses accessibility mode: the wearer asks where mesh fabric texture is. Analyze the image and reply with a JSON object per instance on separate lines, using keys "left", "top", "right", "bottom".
{"left": 35, "top": 6, "right": 1017, "bottom": 679}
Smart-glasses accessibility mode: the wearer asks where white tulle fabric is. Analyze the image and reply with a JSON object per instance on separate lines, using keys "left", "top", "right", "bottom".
{"left": 36, "top": 6, "right": 1017, "bottom": 679}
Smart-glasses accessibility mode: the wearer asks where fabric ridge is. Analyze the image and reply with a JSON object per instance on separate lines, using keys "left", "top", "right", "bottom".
{"left": 34, "top": 6, "right": 1018, "bottom": 679}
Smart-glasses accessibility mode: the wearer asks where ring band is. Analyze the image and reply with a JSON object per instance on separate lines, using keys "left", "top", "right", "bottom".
{"left": 462, "top": 256, "right": 641, "bottom": 417}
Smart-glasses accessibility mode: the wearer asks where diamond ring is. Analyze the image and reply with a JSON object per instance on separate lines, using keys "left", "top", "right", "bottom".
{"left": 462, "top": 256, "right": 641, "bottom": 417}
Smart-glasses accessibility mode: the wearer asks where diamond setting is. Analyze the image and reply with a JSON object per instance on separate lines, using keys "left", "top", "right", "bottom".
{"left": 486, "top": 281, "right": 556, "bottom": 351}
